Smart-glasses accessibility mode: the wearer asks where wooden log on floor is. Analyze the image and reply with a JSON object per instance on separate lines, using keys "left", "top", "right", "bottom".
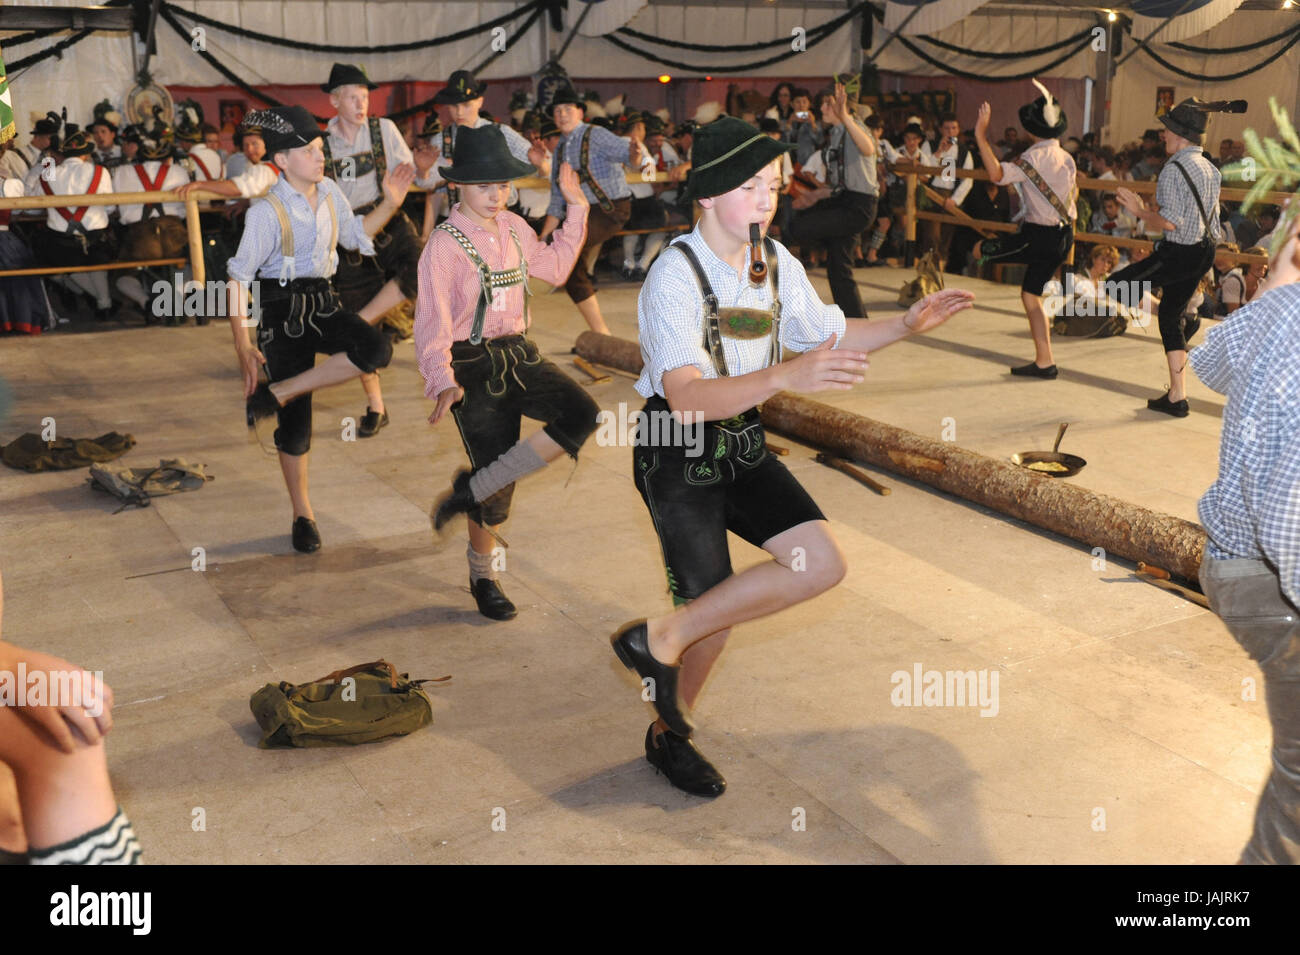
{"left": 574, "top": 331, "right": 1208, "bottom": 580}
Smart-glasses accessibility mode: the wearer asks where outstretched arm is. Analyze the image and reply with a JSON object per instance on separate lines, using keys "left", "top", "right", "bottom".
{"left": 839, "top": 289, "right": 976, "bottom": 353}
{"left": 973, "top": 103, "right": 1004, "bottom": 184}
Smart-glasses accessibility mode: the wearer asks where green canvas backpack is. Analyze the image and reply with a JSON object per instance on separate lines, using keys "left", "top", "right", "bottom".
{"left": 249, "top": 660, "right": 449, "bottom": 749}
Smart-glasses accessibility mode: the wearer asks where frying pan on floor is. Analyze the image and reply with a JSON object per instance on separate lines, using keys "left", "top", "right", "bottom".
{"left": 1011, "top": 423, "right": 1087, "bottom": 478}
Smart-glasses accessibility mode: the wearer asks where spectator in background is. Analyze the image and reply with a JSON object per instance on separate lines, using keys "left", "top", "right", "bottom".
{"left": 924, "top": 112, "right": 975, "bottom": 269}
{"left": 788, "top": 88, "right": 822, "bottom": 166}
{"left": 1254, "top": 205, "right": 1281, "bottom": 250}
{"left": 1213, "top": 242, "right": 1247, "bottom": 315}
{"left": 619, "top": 110, "right": 667, "bottom": 281}
{"left": 223, "top": 122, "right": 266, "bottom": 180}
{"left": 1242, "top": 246, "right": 1269, "bottom": 303}
{"left": 765, "top": 82, "right": 797, "bottom": 137}
{"left": 201, "top": 124, "right": 228, "bottom": 164}
{"left": 1090, "top": 194, "right": 1137, "bottom": 239}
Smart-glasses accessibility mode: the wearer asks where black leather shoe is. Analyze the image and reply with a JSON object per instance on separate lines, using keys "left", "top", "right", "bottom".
{"left": 470, "top": 576, "right": 517, "bottom": 620}
{"left": 357, "top": 407, "right": 389, "bottom": 438}
{"left": 645, "top": 724, "right": 725, "bottom": 797}
{"left": 432, "top": 470, "right": 480, "bottom": 533}
{"left": 246, "top": 382, "right": 281, "bottom": 427}
{"left": 1147, "top": 392, "right": 1189, "bottom": 418}
{"left": 1009, "top": 361, "right": 1058, "bottom": 379}
{"left": 292, "top": 516, "right": 321, "bottom": 553}
{"left": 610, "top": 620, "right": 694, "bottom": 737}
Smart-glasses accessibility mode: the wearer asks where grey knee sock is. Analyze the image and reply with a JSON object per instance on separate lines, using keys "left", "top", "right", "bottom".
{"left": 469, "top": 440, "right": 547, "bottom": 503}
{"left": 467, "top": 543, "right": 497, "bottom": 582}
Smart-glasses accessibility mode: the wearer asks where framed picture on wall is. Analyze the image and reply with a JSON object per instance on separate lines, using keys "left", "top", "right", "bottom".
{"left": 218, "top": 100, "right": 247, "bottom": 137}
{"left": 1155, "top": 87, "right": 1175, "bottom": 118}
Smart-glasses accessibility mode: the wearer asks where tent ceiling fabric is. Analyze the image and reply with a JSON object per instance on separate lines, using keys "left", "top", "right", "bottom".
{"left": 577, "top": 0, "right": 651, "bottom": 37}
{"left": 885, "top": 0, "right": 996, "bottom": 36}
{"left": 870, "top": 8, "right": 1100, "bottom": 79}
{"left": 1130, "top": 0, "right": 1249, "bottom": 42}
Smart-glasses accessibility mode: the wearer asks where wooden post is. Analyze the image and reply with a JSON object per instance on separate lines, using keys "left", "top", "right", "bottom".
{"left": 573, "top": 331, "right": 1208, "bottom": 581}
{"left": 904, "top": 171, "right": 918, "bottom": 267}
{"left": 185, "top": 197, "right": 205, "bottom": 286}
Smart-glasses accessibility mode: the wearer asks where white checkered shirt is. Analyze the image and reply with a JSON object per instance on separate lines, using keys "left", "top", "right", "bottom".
{"left": 1191, "top": 282, "right": 1300, "bottom": 606}
{"left": 636, "top": 226, "right": 846, "bottom": 398}
{"left": 1155, "top": 146, "right": 1222, "bottom": 245}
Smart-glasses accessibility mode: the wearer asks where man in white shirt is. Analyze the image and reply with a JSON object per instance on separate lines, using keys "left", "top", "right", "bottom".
{"left": 925, "top": 113, "right": 975, "bottom": 265}
{"left": 973, "top": 82, "right": 1078, "bottom": 379}
{"left": 321, "top": 62, "right": 438, "bottom": 435}
{"left": 111, "top": 121, "right": 193, "bottom": 323}
{"left": 24, "top": 125, "right": 116, "bottom": 320}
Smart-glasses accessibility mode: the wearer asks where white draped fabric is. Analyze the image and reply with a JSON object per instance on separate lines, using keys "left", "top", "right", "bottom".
{"left": 1130, "top": 0, "right": 1249, "bottom": 43}
{"left": 884, "top": 0, "right": 997, "bottom": 38}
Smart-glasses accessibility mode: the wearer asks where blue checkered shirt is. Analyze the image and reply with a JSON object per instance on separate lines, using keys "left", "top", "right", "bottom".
{"left": 1155, "top": 146, "right": 1221, "bottom": 245}
{"left": 546, "top": 122, "right": 632, "bottom": 218}
{"left": 226, "top": 175, "right": 375, "bottom": 284}
{"left": 636, "top": 226, "right": 846, "bottom": 398}
{"left": 1191, "top": 282, "right": 1300, "bottom": 606}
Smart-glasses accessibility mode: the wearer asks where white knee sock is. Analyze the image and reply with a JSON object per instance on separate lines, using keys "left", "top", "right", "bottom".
{"left": 27, "top": 807, "right": 142, "bottom": 865}
{"left": 468, "top": 440, "right": 548, "bottom": 503}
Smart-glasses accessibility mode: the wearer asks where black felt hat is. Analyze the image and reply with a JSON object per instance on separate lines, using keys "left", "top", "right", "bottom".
{"left": 548, "top": 87, "right": 586, "bottom": 116}
{"left": 539, "top": 118, "right": 560, "bottom": 139}
{"left": 681, "top": 116, "right": 793, "bottom": 202}
{"left": 434, "top": 70, "right": 487, "bottom": 105}
{"left": 322, "top": 63, "right": 377, "bottom": 93}
{"left": 60, "top": 125, "right": 95, "bottom": 157}
{"left": 90, "top": 99, "right": 121, "bottom": 133}
{"left": 421, "top": 112, "right": 442, "bottom": 139}
{"left": 244, "top": 106, "right": 322, "bottom": 155}
{"left": 1159, "top": 97, "right": 1248, "bottom": 144}
{"left": 438, "top": 124, "right": 535, "bottom": 184}
{"left": 32, "top": 111, "right": 62, "bottom": 136}
{"left": 1019, "top": 80, "right": 1068, "bottom": 139}
{"left": 174, "top": 100, "right": 205, "bottom": 144}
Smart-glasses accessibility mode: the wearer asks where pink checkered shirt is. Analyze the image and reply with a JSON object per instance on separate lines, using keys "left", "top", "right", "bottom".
{"left": 414, "top": 203, "right": 588, "bottom": 400}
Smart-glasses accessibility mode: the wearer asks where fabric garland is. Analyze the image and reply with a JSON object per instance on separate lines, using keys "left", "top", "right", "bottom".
{"left": 163, "top": 0, "right": 545, "bottom": 55}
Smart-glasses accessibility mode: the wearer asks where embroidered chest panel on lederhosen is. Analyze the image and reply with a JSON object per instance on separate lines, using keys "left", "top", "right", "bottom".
{"left": 435, "top": 221, "right": 529, "bottom": 345}
{"left": 321, "top": 116, "right": 388, "bottom": 186}
{"left": 555, "top": 126, "right": 615, "bottom": 214}
{"left": 670, "top": 238, "right": 782, "bottom": 377}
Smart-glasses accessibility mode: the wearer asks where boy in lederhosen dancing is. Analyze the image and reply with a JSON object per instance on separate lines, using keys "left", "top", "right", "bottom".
{"left": 422, "top": 125, "right": 598, "bottom": 620}
{"left": 321, "top": 63, "right": 439, "bottom": 437}
{"left": 232, "top": 106, "right": 415, "bottom": 552}
{"left": 972, "top": 80, "right": 1077, "bottom": 379}
{"left": 1112, "top": 97, "right": 1244, "bottom": 417}
{"left": 609, "top": 117, "right": 973, "bottom": 796}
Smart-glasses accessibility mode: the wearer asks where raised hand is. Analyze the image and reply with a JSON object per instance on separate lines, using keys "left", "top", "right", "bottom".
{"left": 975, "top": 102, "right": 992, "bottom": 138}
{"left": 557, "top": 162, "right": 588, "bottom": 207}
{"left": 381, "top": 161, "right": 416, "bottom": 207}
{"left": 904, "top": 288, "right": 976, "bottom": 334}
{"left": 780, "top": 332, "right": 870, "bottom": 393}
{"left": 413, "top": 143, "right": 440, "bottom": 176}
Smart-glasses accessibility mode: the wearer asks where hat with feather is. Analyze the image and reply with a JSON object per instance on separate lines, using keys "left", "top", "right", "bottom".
{"left": 173, "top": 100, "right": 205, "bottom": 144}
{"left": 90, "top": 99, "right": 122, "bottom": 133}
{"left": 1020, "top": 79, "right": 1068, "bottom": 139}
{"left": 1159, "top": 96, "right": 1248, "bottom": 145}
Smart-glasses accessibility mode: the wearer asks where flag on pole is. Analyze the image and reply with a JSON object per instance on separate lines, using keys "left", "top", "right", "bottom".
{"left": 0, "top": 48, "right": 15, "bottom": 145}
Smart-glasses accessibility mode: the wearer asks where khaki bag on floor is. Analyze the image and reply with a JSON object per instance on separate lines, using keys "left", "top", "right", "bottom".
{"left": 249, "top": 660, "right": 449, "bottom": 749}
{"left": 898, "top": 249, "right": 944, "bottom": 307}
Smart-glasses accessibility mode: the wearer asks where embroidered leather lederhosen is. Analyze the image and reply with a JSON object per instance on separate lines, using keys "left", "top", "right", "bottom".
{"left": 669, "top": 236, "right": 782, "bottom": 376}
{"left": 321, "top": 116, "right": 388, "bottom": 191}
{"left": 434, "top": 221, "right": 530, "bottom": 345}
{"left": 554, "top": 125, "right": 615, "bottom": 215}
{"left": 257, "top": 190, "right": 342, "bottom": 339}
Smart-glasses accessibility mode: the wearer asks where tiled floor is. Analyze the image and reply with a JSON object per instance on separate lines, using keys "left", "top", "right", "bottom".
{"left": 0, "top": 265, "right": 1263, "bottom": 863}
